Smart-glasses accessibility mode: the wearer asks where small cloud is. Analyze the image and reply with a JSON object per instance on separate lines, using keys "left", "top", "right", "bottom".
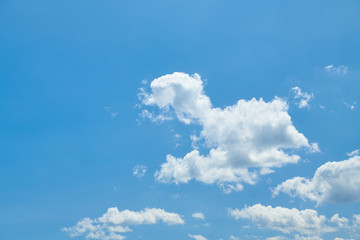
{"left": 260, "top": 167, "right": 275, "bottom": 175}
{"left": 190, "top": 134, "right": 202, "bottom": 149}
{"left": 142, "top": 79, "right": 148, "bottom": 85}
{"left": 344, "top": 101, "right": 356, "bottom": 110}
{"left": 140, "top": 109, "right": 173, "bottom": 123}
{"left": 132, "top": 165, "right": 147, "bottom": 178}
{"left": 319, "top": 104, "right": 326, "bottom": 109}
{"left": 189, "top": 234, "right": 208, "bottom": 240}
{"left": 324, "top": 64, "right": 348, "bottom": 74}
{"left": 309, "top": 143, "right": 321, "bottom": 153}
{"left": 291, "top": 87, "right": 314, "bottom": 109}
{"left": 192, "top": 212, "right": 205, "bottom": 220}
{"left": 104, "top": 106, "right": 118, "bottom": 118}
{"left": 229, "top": 235, "right": 240, "bottom": 240}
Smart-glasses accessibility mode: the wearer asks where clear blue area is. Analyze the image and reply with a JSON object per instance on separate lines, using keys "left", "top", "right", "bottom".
{"left": 1, "top": 0, "right": 359, "bottom": 239}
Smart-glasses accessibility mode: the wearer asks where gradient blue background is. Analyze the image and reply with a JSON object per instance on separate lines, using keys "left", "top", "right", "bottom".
{"left": 1, "top": 1, "right": 359, "bottom": 239}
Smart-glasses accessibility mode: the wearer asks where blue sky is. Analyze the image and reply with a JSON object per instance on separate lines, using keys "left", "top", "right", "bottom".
{"left": 1, "top": 1, "right": 360, "bottom": 240}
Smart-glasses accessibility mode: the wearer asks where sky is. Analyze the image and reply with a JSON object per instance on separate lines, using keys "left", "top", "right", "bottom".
{"left": 1, "top": 1, "right": 360, "bottom": 240}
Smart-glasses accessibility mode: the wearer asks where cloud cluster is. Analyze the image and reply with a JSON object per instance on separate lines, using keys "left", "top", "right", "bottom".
{"left": 291, "top": 86, "right": 314, "bottom": 109}
{"left": 63, "top": 207, "right": 184, "bottom": 240}
{"left": 272, "top": 154, "right": 360, "bottom": 205}
{"left": 229, "top": 204, "right": 335, "bottom": 236}
{"left": 140, "top": 72, "right": 318, "bottom": 192}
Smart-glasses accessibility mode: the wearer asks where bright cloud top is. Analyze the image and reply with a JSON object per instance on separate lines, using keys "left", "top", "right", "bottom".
{"left": 229, "top": 204, "right": 335, "bottom": 236}
{"left": 272, "top": 154, "right": 360, "bottom": 205}
{"left": 291, "top": 86, "right": 314, "bottom": 109}
{"left": 140, "top": 72, "right": 318, "bottom": 192}
{"left": 63, "top": 207, "right": 184, "bottom": 240}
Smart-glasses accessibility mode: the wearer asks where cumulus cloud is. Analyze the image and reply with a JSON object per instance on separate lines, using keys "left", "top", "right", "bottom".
{"left": 132, "top": 165, "right": 147, "bottom": 178}
{"left": 272, "top": 154, "right": 360, "bottom": 205}
{"left": 291, "top": 87, "right": 314, "bottom": 109}
{"left": 189, "top": 233, "right": 208, "bottom": 240}
{"left": 63, "top": 207, "right": 184, "bottom": 240}
{"left": 192, "top": 212, "right": 205, "bottom": 220}
{"left": 330, "top": 214, "right": 349, "bottom": 228}
{"left": 229, "top": 204, "right": 335, "bottom": 236}
{"left": 324, "top": 65, "right": 348, "bottom": 75}
{"left": 140, "top": 72, "right": 317, "bottom": 192}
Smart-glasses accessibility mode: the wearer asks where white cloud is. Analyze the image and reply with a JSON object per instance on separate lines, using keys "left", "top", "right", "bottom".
{"left": 353, "top": 214, "right": 360, "bottom": 226}
{"left": 63, "top": 207, "right": 184, "bottom": 240}
{"left": 291, "top": 86, "right": 314, "bottom": 109}
{"left": 189, "top": 233, "right": 208, "bottom": 240}
{"left": 324, "top": 64, "right": 348, "bottom": 74}
{"left": 192, "top": 212, "right": 205, "bottom": 220}
{"left": 266, "top": 236, "right": 289, "bottom": 240}
{"left": 132, "top": 165, "right": 147, "bottom": 178}
{"left": 229, "top": 204, "right": 335, "bottom": 235}
{"left": 347, "top": 149, "right": 360, "bottom": 157}
{"left": 140, "top": 109, "right": 173, "bottom": 123}
{"left": 266, "top": 236, "right": 323, "bottom": 240}
{"left": 294, "top": 236, "right": 323, "bottom": 240}
{"left": 330, "top": 214, "right": 349, "bottom": 228}
{"left": 272, "top": 154, "right": 360, "bottom": 205}
{"left": 141, "top": 72, "right": 317, "bottom": 192}
{"left": 229, "top": 235, "right": 240, "bottom": 240}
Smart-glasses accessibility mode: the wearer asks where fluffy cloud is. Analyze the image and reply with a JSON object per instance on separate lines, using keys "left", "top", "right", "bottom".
{"left": 140, "top": 72, "right": 317, "bottom": 192}
{"left": 63, "top": 207, "right": 184, "bottom": 240}
{"left": 192, "top": 212, "right": 205, "bottom": 220}
{"left": 324, "top": 64, "right": 348, "bottom": 74}
{"left": 229, "top": 204, "right": 335, "bottom": 236}
{"left": 189, "top": 234, "right": 208, "bottom": 240}
{"left": 272, "top": 154, "right": 360, "bottom": 205}
{"left": 330, "top": 214, "right": 349, "bottom": 228}
{"left": 132, "top": 165, "right": 147, "bottom": 178}
{"left": 291, "top": 86, "right": 314, "bottom": 109}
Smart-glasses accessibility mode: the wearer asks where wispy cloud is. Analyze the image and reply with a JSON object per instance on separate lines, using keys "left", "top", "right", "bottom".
{"left": 104, "top": 106, "right": 118, "bottom": 118}
{"left": 192, "top": 212, "right": 205, "bottom": 220}
{"left": 344, "top": 100, "right": 356, "bottom": 110}
{"left": 132, "top": 165, "right": 147, "bottom": 178}
{"left": 291, "top": 86, "right": 314, "bottom": 109}
{"left": 188, "top": 234, "right": 208, "bottom": 240}
{"left": 324, "top": 64, "right": 348, "bottom": 75}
